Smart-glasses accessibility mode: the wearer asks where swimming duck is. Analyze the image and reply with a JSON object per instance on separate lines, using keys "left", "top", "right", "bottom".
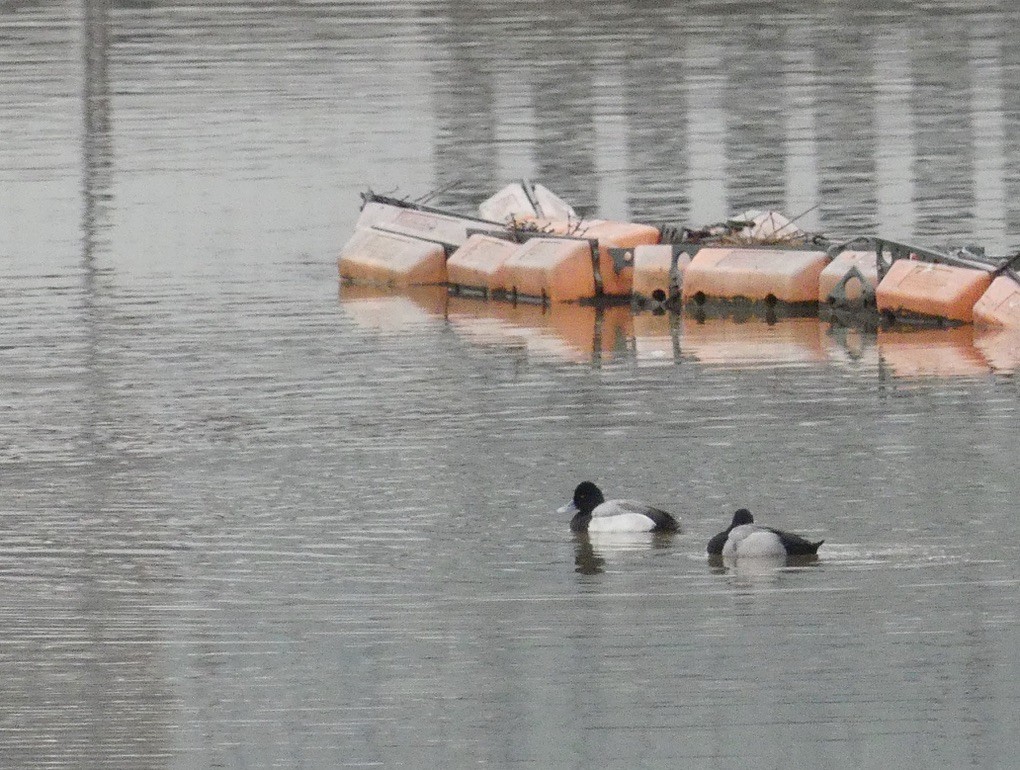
{"left": 559, "top": 481, "right": 680, "bottom": 533}
{"left": 709, "top": 509, "right": 824, "bottom": 557}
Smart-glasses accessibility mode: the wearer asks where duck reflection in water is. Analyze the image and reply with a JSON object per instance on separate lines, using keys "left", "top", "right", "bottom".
{"left": 574, "top": 536, "right": 606, "bottom": 575}
{"left": 573, "top": 530, "right": 677, "bottom": 576}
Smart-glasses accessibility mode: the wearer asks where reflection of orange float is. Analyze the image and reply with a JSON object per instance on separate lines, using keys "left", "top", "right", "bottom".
{"left": 338, "top": 228, "right": 447, "bottom": 286}
{"left": 876, "top": 261, "right": 992, "bottom": 324}
{"left": 820, "top": 326, "right": 881, "bottom": 371}
{"left": 876, "top": 326, "right": 988, "bottom": 377}
{"left": 682, "top": 248, "right": 829, "bottom": 305}
{"left": 632, "top": 312, "right": 679, "bottom": 365}
{"left": 973, "top": 275, "right": 1020, "bottom": 328}
{"left": 972, "top": 327, "right": 1020, "bottom": 373}
{"left": 680, "top": 314, "right": 827, "bottom": 368}
{"left": 447, "top": 296, "right": 632, "bottom": 363}
{"left": 337, "top": 284, "right": 448, "bottom": 330}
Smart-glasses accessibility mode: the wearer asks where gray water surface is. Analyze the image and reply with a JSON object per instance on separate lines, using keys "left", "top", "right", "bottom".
{"left": 2, "top": 1, "right": 1019, "bottom": 767}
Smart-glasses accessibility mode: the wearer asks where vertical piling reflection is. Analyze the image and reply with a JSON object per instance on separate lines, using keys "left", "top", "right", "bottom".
{"left": 624, "top": 17, "right": 688, "bottom": 223}
{"left": 873, "top": 26, "right": 915, "bottom": 240}
{"left": 82, "top": 0, "right": 112, "bottom": 268}
{"left": 723, "top": 18, "right": 786, "bottom": 213}
{"left": 911, "top": 13, "right": 976, "bottom": 242}
{"left": 814, "top": 15, "right": 878, "bottom": 234}
{"left": 427, "top": 1, "right": 499, "bottom": 210}
{"left": 526, "top": 5, "right": 598, "bottom": 214}
{"left": 78, "top": 0, "right": 173, "bottom": 763}
{"left": 969, "top": 20, "right": 1006, "bottom": 248}
{"left": 685, "top": 37, "right": 728, "bottom": 225}
{"left": 783, "top": 23, "right": 820, "bottom": 233}
{"left": 81, "top": 0, "right": 112, "bottom": 497}
{"left": 997, "top": 14, "right": 1020, "bottom": 247}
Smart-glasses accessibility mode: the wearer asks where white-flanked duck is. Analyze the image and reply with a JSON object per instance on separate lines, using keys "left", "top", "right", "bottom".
{"left": 559, "top": 481, "right": 680, "bottom": 533}
{"left": 708, "top": 508, "right": 823, "bottom": 557}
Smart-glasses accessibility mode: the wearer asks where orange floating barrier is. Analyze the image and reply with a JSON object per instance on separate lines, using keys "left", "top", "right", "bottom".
{"left": 681, "top": 248, "right": 829, "bottom": 306}
{"left": 876, "top": 260, "right": 993, "bottom": 324}
{"left": 877, "top": 326, "right": 987, "bottom": 377}
{"left": 503, "top": 237, "right": 596, "bottom": 303}
{"left": 357, "top": 199, "right": 501, "bottom": 248}
{"left": 446, "top": 234, "right": 520, "bottom": 296}
{"left": 524, "top": 218, "right": 661, "bottom": 298}
{"left": 338, "top": 228, "right": 447, "bottom": 286}
{"left": 631, "top": 245, "right": 693, "bottom": 305}
{"left": 972, "top": 275, "right": 1020, "bottom": 328}
{"left": 818, "top": 250, "right": 880, "bottom": 306}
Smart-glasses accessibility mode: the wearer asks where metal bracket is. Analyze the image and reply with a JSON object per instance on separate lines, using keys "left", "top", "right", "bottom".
{"left": 826, "top": 265, "right": 876, "bottom": 308}
{"left": 992, "top": 252, "right": 1020, "bottom": 286}
{"left": 827, "top": 235, "right": 998, "bottom": 281}
{"left": 607, "top": 247, "right": 634, "bottom": 275}
{"left": 589, "top": 242, "right": 604, "bottom": 298}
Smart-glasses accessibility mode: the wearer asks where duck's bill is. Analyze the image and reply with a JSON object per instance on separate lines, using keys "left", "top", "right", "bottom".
{"left": 557, "top": 501, "right": 579, "bottom": 514}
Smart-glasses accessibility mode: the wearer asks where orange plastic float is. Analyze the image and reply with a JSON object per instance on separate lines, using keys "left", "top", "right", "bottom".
{"left": 503, "top": 237, "right": 596, "bottom": 303}
{"left": 524, "top": 218, "right": 662, "bottom": 298}
{"left": 876, "top": 260, "right": 993, "bottom": 324}
{"left": 972, "top": 275, "right": 1020, "bottom": 327}
{"left": 682, "top": 248, "right": 829, "bottom": 306}
{"left": 446, "top": 234, "right": 521, "bottom": 296}
{"left": 631, "top": 245, "right": 693, "bottom": 305}
{"left": 818, "top": 250, "right": 880, "bottom": 306}
{"left": 338, "top": 228, "right": 447, "bottom": 286}
{"left": 357, "top": 199, "right": 501, "bottom": 248}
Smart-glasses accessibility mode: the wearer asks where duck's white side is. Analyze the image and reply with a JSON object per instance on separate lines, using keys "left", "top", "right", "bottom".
{"left": 588, "top": 500, "right": 663, "bottom": 532}
{"left": 721, "top": 524, "right": 788, "bottom": 558}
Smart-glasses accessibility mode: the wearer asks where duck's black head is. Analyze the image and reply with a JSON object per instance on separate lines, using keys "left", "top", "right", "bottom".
{"left": 572, "top": 481, "right": 606, "bottom": 516}
{"left": 731, "top": 508, "right": 754, "bottom": 528}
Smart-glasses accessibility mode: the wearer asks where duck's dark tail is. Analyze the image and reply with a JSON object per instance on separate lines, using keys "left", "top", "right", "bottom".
{"left": 647, "top": 507, "right": 680, "bottom": 532}
{"left": 773, "top": 528, "right": 824, "bottom": 556}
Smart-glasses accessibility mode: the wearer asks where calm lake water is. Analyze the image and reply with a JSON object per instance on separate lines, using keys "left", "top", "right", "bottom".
{"left": 2, "top": 1, "right": 1019, "bottom": 767}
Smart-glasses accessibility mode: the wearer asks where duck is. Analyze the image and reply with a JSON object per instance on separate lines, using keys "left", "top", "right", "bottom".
{"left": 708, "top": 508, "right": 824, "bottom": 557}
{"left": 559, "top": 481, "right": 680, "bottom": 533}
